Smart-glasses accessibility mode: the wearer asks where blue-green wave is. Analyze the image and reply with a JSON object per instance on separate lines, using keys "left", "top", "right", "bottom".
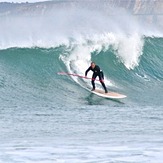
{"left": 0, "top": 37, "right": 162, "bottom": 107}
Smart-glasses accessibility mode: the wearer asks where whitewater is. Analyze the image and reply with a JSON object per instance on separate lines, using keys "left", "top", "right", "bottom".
{"left": 0, "top": 1, "right": 163, "bottom": 163}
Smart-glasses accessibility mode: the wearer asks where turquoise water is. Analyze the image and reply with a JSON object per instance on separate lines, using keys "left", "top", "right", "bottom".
{"left": 0, "top": 1, "right": 163, "bottom": 163}
{"left": 0, "top": 37, "right": 163, "bottom": 162}
{"left": 0, "top": 37, "right": 162, "bottom": 107}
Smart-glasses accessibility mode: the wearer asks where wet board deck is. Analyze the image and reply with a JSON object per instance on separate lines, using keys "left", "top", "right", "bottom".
{"left": 89, "top": 89, "right": 127, "bottom": 99}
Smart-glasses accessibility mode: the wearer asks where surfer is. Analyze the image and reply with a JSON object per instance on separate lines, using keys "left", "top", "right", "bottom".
{"left": 85, "top": 62, "right": 108, "bottom": 93}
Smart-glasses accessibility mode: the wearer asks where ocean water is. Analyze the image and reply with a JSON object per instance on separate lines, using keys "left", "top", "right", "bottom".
{"left": 0, "top": 1, "right": 163, "bottom": 163}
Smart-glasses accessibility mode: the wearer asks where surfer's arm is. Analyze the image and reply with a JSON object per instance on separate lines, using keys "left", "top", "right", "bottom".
{"left": 85, "top": 66, "right": 91, "bottom": 76}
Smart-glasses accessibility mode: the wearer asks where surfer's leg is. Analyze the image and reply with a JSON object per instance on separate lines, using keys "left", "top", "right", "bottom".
{"left": 101, "top": 71, "right": 104, "bottom": 79}
{"left": 91, "top": 73, "right": 97, "bottom": 90}
{"left": 99, "top": 73, "right": 108, "bottom": 93}
{"left": 101, "top": 82, "right": 108, "bottom": 93}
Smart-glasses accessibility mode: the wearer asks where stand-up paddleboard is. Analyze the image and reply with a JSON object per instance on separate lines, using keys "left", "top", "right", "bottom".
{"left": 88, "top": 89, "right": 127, "bottom": 99}
{"left": 57, "top": 72, "right": 127, "bottom": 99}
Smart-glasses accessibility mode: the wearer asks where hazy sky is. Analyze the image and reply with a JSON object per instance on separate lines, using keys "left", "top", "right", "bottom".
{"left": 0, "top": 0, "right": 50, "bottom": 3}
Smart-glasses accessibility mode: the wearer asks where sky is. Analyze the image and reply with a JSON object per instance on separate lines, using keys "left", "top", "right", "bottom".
{"left": 0, "top": 0, "right": 50, "bottom": 3}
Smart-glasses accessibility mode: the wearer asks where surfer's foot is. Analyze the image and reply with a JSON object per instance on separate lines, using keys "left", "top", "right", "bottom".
{"left": 91, "top": 88, "right": 95, "bottom": 91}
{"left": 105, "top": 90, "right": 108, "bottom": 93}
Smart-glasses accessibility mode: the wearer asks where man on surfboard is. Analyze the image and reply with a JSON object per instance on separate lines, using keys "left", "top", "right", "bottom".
{"left": 85, "top": 62, "right": 108, "bottom": 93}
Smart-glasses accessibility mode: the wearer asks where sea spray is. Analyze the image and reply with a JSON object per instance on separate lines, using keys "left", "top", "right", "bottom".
{"left": 0, "top": 2, "right": 160, "bottom": 71}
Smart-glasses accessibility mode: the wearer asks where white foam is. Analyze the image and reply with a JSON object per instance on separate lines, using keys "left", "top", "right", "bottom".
{"left": 115, "top": 33, "right": 144, "bottom": 69}
{"left": 0, "top": 3, "right": 157, "bottom": 70}
{"left": 1, "top": 142, "right": 163, "bottom": 163}
{"left": 60, "top": 31, "right": 144, "bottom": 90}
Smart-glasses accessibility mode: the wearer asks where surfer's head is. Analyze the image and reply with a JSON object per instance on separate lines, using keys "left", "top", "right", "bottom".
{"left": 91, "top": 62, "right": 96, "bottom": 69}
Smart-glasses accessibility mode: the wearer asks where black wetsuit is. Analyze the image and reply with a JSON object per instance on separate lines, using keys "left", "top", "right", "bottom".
{"left": 85, "top": 65, "right": 108, "bottom": 93}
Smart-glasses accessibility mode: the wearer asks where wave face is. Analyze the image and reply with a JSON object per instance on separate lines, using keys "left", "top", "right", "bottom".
{"left": 0, "top": 36, "right": 162, "bottom": 107}
{"left": 0, "top": 1, "right": 163, "bottom": 107}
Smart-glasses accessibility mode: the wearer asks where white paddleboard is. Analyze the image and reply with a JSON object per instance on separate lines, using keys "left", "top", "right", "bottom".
{"left": 57, "top": 72, "right": 126, "bottom": 99}
{"left": 88, "top": 89, "right": 127, "bottom": 99}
